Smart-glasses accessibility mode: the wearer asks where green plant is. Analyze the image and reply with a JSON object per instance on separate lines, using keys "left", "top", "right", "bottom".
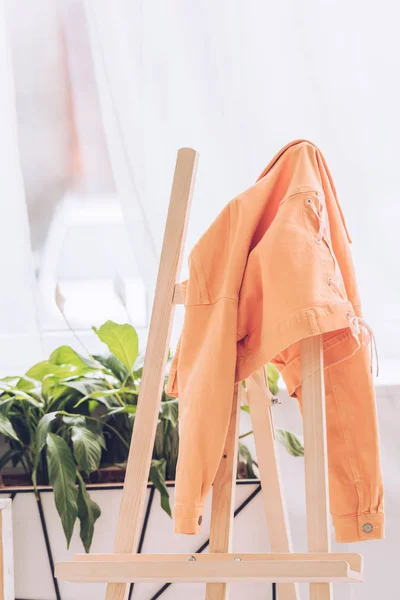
{"left": 1, "top": 319, "right": 297, "bottom": 553}
{"left": 0, "top": 321, "right": 144, "bottom": 551}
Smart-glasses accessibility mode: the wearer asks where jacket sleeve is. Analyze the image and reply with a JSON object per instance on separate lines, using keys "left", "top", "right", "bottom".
{"left": 166, "top": 252, "right": 238, "bottom": 534}
{"left": 324, "top": 344, "right": 384, "bottom": 542}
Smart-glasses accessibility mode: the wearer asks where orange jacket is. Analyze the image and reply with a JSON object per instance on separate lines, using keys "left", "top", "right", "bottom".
{"left": 167, "top": 140, "right": 384, "bottom": 543}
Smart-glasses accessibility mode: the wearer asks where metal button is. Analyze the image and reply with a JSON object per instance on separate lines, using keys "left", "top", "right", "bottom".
{"left": 363, "top": 523, "right": 373, "bottom": 533}
{"left": 198, "top": 515, "right": 202, "bottom": 526}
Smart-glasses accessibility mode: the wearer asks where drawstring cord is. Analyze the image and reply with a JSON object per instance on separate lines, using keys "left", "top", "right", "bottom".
{"left": 347, "top": 312, "right": 379, "bottom": 377}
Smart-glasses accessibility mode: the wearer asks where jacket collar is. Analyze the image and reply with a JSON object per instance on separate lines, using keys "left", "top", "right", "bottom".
{"left": 257, "top": 139, "right": 318, "bottom": 182}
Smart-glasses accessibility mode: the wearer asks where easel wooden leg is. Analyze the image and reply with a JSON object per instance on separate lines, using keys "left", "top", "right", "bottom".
{"left": 301, "top": 336, "right": 332, "bottom": 600}
{"left": 247, "top": 370, "right": 299, "bottom": 600}
{"left": 105, "top": 148, "right": 198, "bottom": 600}
{"left": 206, "top": 385, "right": 240, "bottom": 600}
{"left": 0, "top": 500, "right": 14, "bottom": 600}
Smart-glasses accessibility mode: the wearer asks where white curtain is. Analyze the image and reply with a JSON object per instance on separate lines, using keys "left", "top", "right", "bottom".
{"left": 84, "top": 1, "right": 159, "bottom": 298}
{"left": 84, "top": 0, "right": 400, "bottom": 378}
{"left": 0, "top": 2, "right": 42, "bottom": 373}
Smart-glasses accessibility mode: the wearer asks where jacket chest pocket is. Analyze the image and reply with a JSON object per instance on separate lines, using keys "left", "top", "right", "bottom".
{"left": 303, "top": 195, "right": 347, "bottom": 301}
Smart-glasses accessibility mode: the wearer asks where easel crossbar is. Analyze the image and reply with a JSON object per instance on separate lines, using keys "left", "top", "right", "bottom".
{"left": 55, "top": 553, "right": 362, "bottom": 584}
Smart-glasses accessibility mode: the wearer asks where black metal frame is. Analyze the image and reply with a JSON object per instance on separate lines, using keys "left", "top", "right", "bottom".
{"left": 1, "top": 481, "right": 276, "bottom": 600}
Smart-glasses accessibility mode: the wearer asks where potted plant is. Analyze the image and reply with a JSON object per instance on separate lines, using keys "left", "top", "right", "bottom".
{"left": 1, "top": 320, "right": 302, "bottom": 553}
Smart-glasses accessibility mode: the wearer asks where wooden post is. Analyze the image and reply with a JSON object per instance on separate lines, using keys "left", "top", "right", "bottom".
{"left": 0, "top": 500, "right": 14, "bottom": 600}
{"left": 247, "top": 370, "right": 299, "bottom": 600}
{"left": 206, "top": 386, "right": 240, "bottom": 600}
{"left": 301, "top": 336, "right": 332, "bottom": 600}
{"left": 105, "top": 148, "right": 198, "bottom": 600}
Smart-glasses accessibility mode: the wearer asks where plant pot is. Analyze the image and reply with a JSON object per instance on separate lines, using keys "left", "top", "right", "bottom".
{"left": 2, "top": 480, "right": 279, "bottom": 600}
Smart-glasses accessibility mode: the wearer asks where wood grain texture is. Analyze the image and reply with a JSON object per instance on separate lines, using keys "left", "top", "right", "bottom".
{"left": 105, "top": 148, "right": 199, "bottom": 600}
{"left": 71, "top": 552, "right": 363, "bottom": 572}
{"left": 247, "top": 369, "right": 299, "bottom": 600}
{"left": 206, "top": 385, "right": 240, "bottom": 600}
{"left": 301, "top": 336, "right": 332, "bottom": 600}
{"left": 56, "top": 556, "right": 361, "bottom": 584}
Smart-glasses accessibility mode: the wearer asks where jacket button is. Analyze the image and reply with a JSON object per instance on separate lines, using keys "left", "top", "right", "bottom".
{"left": 363, "top": 523, "right": 373, "bottom": 533}
{"left": 198, "top": 515, "right": 203, "bottom": 526}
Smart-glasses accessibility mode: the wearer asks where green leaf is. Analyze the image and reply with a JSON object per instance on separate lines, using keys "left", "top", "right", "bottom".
{"left": 93, "top": 354, "right": 129, "bottom": 383}
{"left": 0, "top": 414, "right": 20, "bottom": 442}
{"left": 64, "top": 379, "right": 108, "bottom": 398}
{"left": 16, "top": 376, "right": 39, "bottom": 392}
{"left": 50, "top": 346, "right": 98, "bottom": 370}
{"left": 154, "top": 421, "right": 165, "bottom": 460}
{"left": 0, "top": 376, "right": 19, "bottom": 386}
{"left": 107, "top": 405, "right": 137, "bottom": 416}
{"left": 42, "top": 376, "right": 68, "bottom": 402}
{"left": 92, "top": 321, "right": 138, "bottom": 371}
{"left": 26, "top": 361, "right": 79, "bottom": 382}
{"left": 162, "top": 423, "right": 179, "bottom": 481}
{"left": 32, "top": 412, "right": 60, "bottom": 487}
{"left": 276, "top": 429, "right": 304, "bottom": 457}
{"left": 160, "top": 399, "right": 178, "bottom": 428}
{"left": 0, "top": 397, "right": 14, "bottom": 413}
{"left": 63, "top": 415, "right": 86, "bottom": 426}
{"left": 132, "top": 354, "right": 145, "bottom": 379}
{"left": 0, "top": 382, "right": 41, "bottom": 406}
{"left": 76, "top": 472, "right": 101, "bottom": 553}
{"left": 71, "top": 425, "right": 102, "bottom": 474}
{"left": 238, "top": 442, "right": 257, "bottom": 478}
{"left": 266, "top": 363, "right": 280, "bottom": 395}
{"left": 85, "top": 420, "right": 107, "bottom": 450}
{"left": 36, "top": 412, "right": 59, "bottom": 458}
{"left": 88, "top": 400, "right": 99, "bottom": 413}
{"left": 0, "top": 448, "right": 22, "bottom": 470}
{"left": 240, "top": 404, "right": 250, "bottom": 413}
{"left": 74, "top": 387, "right": 134, "bottom": 409}
{"left": 63, "top": 379, "right": 114, "bottom": 408}
{"left": 46, "top": 433, "right": 78, "bottom": 546}
{"left": 149, "top": 458, "right": 171, "bottom": 517}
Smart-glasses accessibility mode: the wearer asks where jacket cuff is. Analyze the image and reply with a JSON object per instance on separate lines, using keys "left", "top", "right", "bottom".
{"left": 333, "top": 512, "right": 384, "bottom": 542}
{"left": 174, "top": 505, "right": 204, "bottom": 534}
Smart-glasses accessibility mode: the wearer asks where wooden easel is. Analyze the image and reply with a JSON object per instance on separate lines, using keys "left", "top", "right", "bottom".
{"left": 56, "top": 148, "right": 363, "bottom": 599}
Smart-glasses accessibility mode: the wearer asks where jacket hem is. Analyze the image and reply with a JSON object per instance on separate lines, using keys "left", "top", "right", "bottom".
{"left": 235, "top": 301, "right": 359, "bottom": 391}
